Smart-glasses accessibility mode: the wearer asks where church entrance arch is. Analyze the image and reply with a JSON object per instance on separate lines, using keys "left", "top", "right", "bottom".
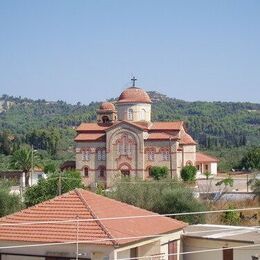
{"left": 119, "top": 163, "right": 131, "bottom": 177}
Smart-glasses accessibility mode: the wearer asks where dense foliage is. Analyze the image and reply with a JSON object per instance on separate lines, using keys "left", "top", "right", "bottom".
{"left": 181, "top": 165, "right": 197, "bottom": 182}
{"left": 150, "top": 166, "right": 168, "bottom": 180}
{"left": 107, "top": 178, "right": 206, "bottom": 224}
{"left": 24, "top": 170, "right": 84, "bottom": 207}
{"left": 0, "top": 180, "right": 23, "bottom": 217}
{"left": 0, "top": 93, "right": 259, "bottom": 171}
{"left": 239, "top": 147, "right": 260, "bottom": 170}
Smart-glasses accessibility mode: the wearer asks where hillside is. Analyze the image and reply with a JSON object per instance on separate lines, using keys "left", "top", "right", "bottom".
{"left": 0, "top": 93, "right": 259, "bottom": 170}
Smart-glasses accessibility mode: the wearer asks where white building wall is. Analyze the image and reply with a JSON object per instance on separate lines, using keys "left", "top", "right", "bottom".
{"left": 0, "top": 241, "right": 113, "bottom": 260}
{"left": 182, "top": 237, "right": 260, "bottom": 260}
{"left": 210, "top": 162, "right": 218, "bottom": 175}
{"left": 117, "top": 103, "right": 151, "bottom": 122}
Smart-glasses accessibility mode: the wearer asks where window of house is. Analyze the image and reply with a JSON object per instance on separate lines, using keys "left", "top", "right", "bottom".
{"left": 205, "top": 164, "right": 208, "bottom": 171}
{"left": 82, "top": 150, "right": 90, "bottom": 161}
{"left": 128, "top": 109, "right": 133, "bottom": 120}
{"left": 97, "top": 149, "right": 106, "bottom": 161}
{"left": 148, "top": 167, "right": 152, "bottom": 177}
{"left": 97, "top": 150, "right": 102, "bottom": 161}
{"left": 140, "top": 109, "right": 146, "bottom": 120}
{"left": 102, "top": 150, "right": 106, "bottom": 160}
{"left": 148, "top": 150, "right": 155, "bottom": 161}
{"left": 118, "top": 136, "right": 132, "bottom": 156}
{"left": 162, "top": 150, "right": 169, "bottom": 161}
{"left": 100, "top": 167, "right": 105, "bottom": 178}
{"left": 84, "top": 167, "right": 89, "bottom": 177}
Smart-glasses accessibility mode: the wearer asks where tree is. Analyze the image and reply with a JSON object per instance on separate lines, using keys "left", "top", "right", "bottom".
{"left": 181, "top": 165, "right": 197, "bottom": 182}
{"left": 24, "top": 170, "right": 84, "bottom": 207}
{"left": 43, "top": 162, "right": 57, "bottom": 174}
{"left": 150, "top": 166, "right": 169, "bottom": 180}
{"left": 249, "top": 177, "right": 260, "bottom": 202}
{"left": 10, "top": 146, "right": 40, "bottom": 186}
{"left": 108, "top": 178, "right": 206, "bottom": 224}
{"left": 0, "top": 180, "right": 23, "bottom": 217}
{"left": 239, "top": 147, "right": 260, "bottom": 170}
{"left": 221, "top": 205, "right": 240, "bottom": 225}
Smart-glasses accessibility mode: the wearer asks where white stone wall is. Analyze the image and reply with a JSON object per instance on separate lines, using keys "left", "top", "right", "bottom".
{"left": 117, "top": 103, "right": 151, "bottom": 122}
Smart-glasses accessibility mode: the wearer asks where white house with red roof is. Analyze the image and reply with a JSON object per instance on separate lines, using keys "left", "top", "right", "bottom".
{"left": 0, "top": 189, "right": 186, "bottom": 260}
{"left": 75, "top": 81, "right": 219, "bottom": 187}
{"left": 196, "top": 152, "right": 219, "bottom": 176}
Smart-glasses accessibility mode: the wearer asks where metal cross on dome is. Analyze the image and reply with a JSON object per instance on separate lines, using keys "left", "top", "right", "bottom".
{"left": 131, "top": 76, "right": 137, "bottom": 87}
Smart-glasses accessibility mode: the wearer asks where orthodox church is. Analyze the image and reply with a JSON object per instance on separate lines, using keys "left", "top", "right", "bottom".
{"left": 75, "top": 80, "right": 218, "bottom": 187}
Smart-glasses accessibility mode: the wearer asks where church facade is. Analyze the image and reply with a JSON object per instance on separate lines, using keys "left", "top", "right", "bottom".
{"left": 75, "top": 83, "right": 218, "bottom": 187}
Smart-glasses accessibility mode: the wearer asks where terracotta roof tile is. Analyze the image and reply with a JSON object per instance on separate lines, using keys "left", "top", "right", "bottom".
{"left": 196, "top": 152, "right": 219, "bottom": 163}
{"left": 74, "top": 133, "right": 106, "bottom": 142}
{"left": 76, "top": 123, "right": 112, "bottom": 132}
{"left": 146, "top": 132, "right": 179, "bottom": 140}
{"left": 149, "top": 122, "right": 183, "bottom": 131}
{"left": 0, "top": 189, "right": 186, "bottom": 245}
{"left": 179, "top": 131, "right": 197, "bottom": 145}
{"left": 118, "top": 87, "right": 152, "bottom": 104}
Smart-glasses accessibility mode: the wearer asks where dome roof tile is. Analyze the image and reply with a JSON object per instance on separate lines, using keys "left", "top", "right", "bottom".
{"left": 118, "top": 87, "right": 152, "bottom": 104}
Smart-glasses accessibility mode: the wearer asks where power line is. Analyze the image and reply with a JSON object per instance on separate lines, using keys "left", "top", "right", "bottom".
{"left": 119, "top": 243, "right": 260, "bottom": 260}
{"left": 0, "top": 232, "right": 260, "bottom": 258}
{"left": 0, "top": 207, "right": 259, "bottom": 227}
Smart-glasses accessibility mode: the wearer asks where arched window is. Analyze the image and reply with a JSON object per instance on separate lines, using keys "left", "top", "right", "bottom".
{"left": 84, "top": 167, "right": 89, "bottom": 177}
{"left": 186, "top": 161, "right": 193, "bottom": 166}
{"left": 118, "top": 135, "right": 132, "bottom": 156}
{"left": 140, "top": 109, "right": 146, "bottom": 120}
{"left": 147, "top": 166, "right": 152, "bottom": 177}
{"left": 99, "top": 166, "right": 106, "bottom": 178}
{"left": 147, "top": 149, "right": 155, "bottom": 161}
{"left": 97, "top": 149, "right": 106, "bottom": 161}
{"left": 128, "top": 109, "right": 133, "bottom": 120}
{"left": 82, "top": 150, "right": 90, "bottom": 161}
{"left": 102, "top": 150, "right": 106, "bottom": 161}
{"left": 162, "top": 150, "right": 169, "bottom": 161}
{"left": 102, "top": 116, "right": 109, "bottom": 123}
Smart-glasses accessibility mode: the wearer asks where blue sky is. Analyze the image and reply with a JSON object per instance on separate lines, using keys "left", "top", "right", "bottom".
{"left": 0, "top": 0, "right": 259, "bottom": 104}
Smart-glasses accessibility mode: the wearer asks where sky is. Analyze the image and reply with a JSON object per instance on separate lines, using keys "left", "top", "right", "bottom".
{"left": 0, "top": 0, "right": 259, "bottom": 104}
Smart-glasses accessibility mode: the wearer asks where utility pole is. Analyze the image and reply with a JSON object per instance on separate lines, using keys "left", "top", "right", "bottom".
{"left": 169, "top": 137, "right": 173, "bottom": 179}
{"left": 76, "top": 215, "right": 79, "bottom": 260}
{"left": 58, "top": 171, "right": 62, "bottom": 196}
{"left": 31, "top": 145, "right": 34, "bottom": 186}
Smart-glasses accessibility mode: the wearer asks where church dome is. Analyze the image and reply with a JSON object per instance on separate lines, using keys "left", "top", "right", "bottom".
{"left": 118, "top": 87, "right": 152, "bottom": 104}
{"left": 99, "top": 102, "right": 116, "bottom": 111}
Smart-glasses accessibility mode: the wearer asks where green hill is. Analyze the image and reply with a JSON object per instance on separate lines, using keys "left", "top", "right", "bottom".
{"left": 0, "top": 93, "right": 259, "bottom": 171}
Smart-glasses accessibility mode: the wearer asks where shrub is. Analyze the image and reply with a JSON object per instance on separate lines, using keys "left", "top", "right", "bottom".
{"left": 150, "top": 166, "right": 169, "bottom": 180}
{"left": 0, "top": 180, "right": 23, "bottom": 217}
{"left": 24, "top": 170, "right": 84, "bottom": 207}
{"left": 107, "top": 178, "right": 206, "bottom": 224}
{"left": 181, "top": 165, "right": 197, "bottom": 182}
{"left": 221, "top": 205, "right": 240, "bottom": 225}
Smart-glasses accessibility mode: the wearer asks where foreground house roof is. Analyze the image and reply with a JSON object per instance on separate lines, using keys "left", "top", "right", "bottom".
{"left": 0, "top": 189, "right": 186, "bottom": 246}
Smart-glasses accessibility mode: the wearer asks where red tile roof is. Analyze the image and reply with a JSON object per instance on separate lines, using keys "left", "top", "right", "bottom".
{"left": 179, "top": 131, "right": 197, "bottom": 145}
{"left": 74, "top": 133, "right": 106, "bottom": 142}
{"left": 99, "top": 102, "right": 116, "bottom": 111}
{"left": 146, "top": 132, "right": 179, "bottom": 141}
{"left": 0, "top": 189, "right": 186, "bottom": 245}
{"left": 76, "top": 123, "right": 111, "bottom": 132}
{"left": 196, "top": 152, "right": 219, "bottom": 163}
{"left": 118, "top": 87, "right": 152, "bottom": 104}
{"left": 149, "top": 122, "right": 183, "bottom": 131}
